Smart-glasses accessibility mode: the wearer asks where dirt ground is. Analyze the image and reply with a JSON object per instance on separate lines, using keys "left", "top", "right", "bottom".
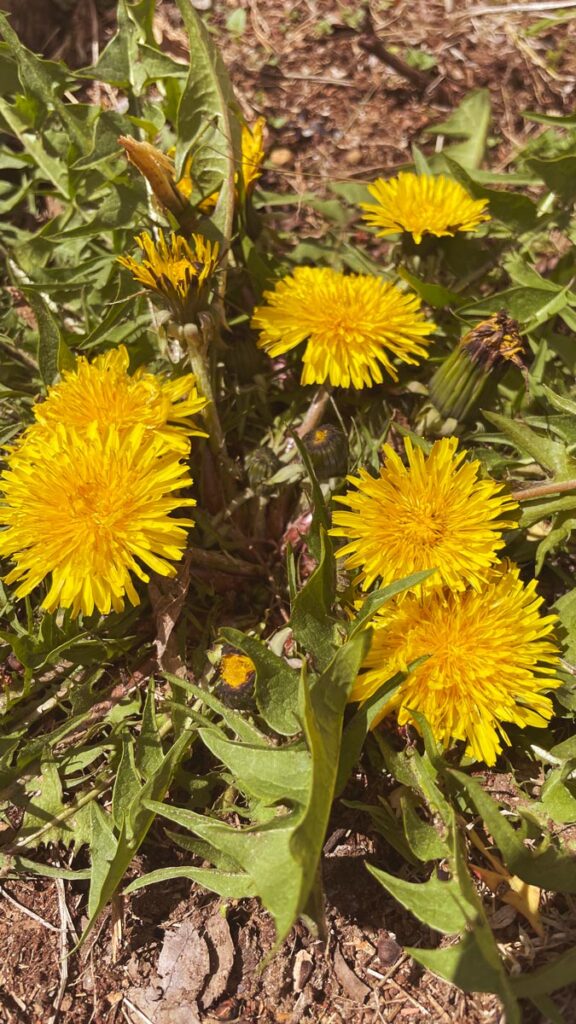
{"left": 2, "top": 1, "right": 576, "bottom": 1022}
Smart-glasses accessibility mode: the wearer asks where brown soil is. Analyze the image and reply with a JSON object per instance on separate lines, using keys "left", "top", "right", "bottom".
{"left": 2, "top": 821, "right": 576, "bottom": 1023}
{"left": 2, "top": 1, "right": 576, "bottom": 1022}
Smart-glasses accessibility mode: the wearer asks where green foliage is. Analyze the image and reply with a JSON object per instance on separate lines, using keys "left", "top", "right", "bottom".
{"left": 429, "top": 89, "right": 491, "bottom": 169}
{"left": 141, "top": 626, "right": 371, "bottom": 944}
{"left": 363, "top": 741, "right": 576, "bottom": 1019}
{"left": 1, "top": 2, "right": 576, "bottom": 1015}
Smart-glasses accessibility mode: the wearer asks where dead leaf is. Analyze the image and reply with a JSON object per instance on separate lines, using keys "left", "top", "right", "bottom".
{"left": 158, "top": 920, "right": 210, "bottom": 995}
{"left": 470, "top": 829, "right": 544, "bottom": 936}
{"left": 292, "top": 948, "right": 314, "bottom": 993}
{"left": 149, "top": 553, "right": 193, "bottom": 676}
{"left": 201, "top": 914, "right": 236, "bottom": 1009}
{"left": 127, "top": 920, "right": 209, "bottom": 1024}
{"left": 333, "top": 944, "right": 370, "bottom": 1003}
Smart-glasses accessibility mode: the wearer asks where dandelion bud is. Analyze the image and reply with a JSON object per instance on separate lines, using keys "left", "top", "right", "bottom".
{"left": 215, "top": 649, "right": 256, "bottom": 708}
{"left": 303, "top": 424, "right": 348, "bottom": 480}
{"left": 245, "top": 446, "right": 281, "bottom": 491}
{"left": 430, "top": 311, "right": 526, "bottom": 421}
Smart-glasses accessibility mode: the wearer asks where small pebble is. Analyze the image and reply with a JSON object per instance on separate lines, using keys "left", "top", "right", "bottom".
{"left": 377, "top": 933, "right": 402, "bottom": 967}
{"left": 345, "top": 148, "right": 362, "bottom": 165}
{"left": 269, "top": 147, "right": 294, "bottom": 167}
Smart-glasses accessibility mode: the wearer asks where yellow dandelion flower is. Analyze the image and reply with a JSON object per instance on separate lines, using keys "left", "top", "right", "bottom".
{"left": 361, "top": 172, "right": 490, "bottom": 245}
{"left": 175, "top": 152, "right": 195, "bottom": 201}
{"left": 240, "top": 116, "right": 266, "bottom": 192}
{"left": 176, "top": 117, "right": 266, "bottom": 210}
{"left": 251, "top": 267, "right": 435, "bottom": 388}
{"left": 216, "top": 650, "right": 256, "bottom": 708}
{"left": 0, "top": 423, "right": 195, "bottom": 618}
{"left": 352, "top": 567, "right": 560, "bottom": 765}
{"left": 331, "top": 437, "right": 518, "bottom": 592}
{"left": 20, "top": 345, "right": 207, "bottom": 456}
{"left": 118, "top": 230, "right": 220, "bottom": 322}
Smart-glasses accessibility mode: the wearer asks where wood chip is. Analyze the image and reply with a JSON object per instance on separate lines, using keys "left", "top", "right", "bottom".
{"left": 269, "top": 147, "right": 294, "bottom": 167}
{"left": 333, "top": 944, "right": 370, "bottom": 1003}
{"left": 292, "top": 948, "right": 314, "bottom": 993}
{"left": 201, "top": 914, "right": 236, "bottom": 1010}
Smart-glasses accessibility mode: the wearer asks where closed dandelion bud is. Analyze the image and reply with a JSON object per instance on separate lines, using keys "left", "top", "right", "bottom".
{"left": 430, "top": 311, "right": 526, "bottom": 421}
{"left": 118, "top": 136, "right": 192, "bottom": 224}
{"left": 303, "top": 424, "right": 349, "bottom": 479}
{"left": 245, "top": 446, "right": 281, "bottom": 490}
{"left": 215, "top": 649, "right": 256, "bottom": 708}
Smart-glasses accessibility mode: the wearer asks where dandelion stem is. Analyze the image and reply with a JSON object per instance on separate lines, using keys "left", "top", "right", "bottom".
{"left": 296, "top": 385, "right": 332, "bottom": 438}
{"left": 511, "top": 479, "right": 576, "bottom": 501}
{"left": 182, "top": 321, "right": 227, "bottom": 458}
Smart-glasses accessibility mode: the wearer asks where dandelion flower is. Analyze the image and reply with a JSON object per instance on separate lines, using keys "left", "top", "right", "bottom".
{"left": 216, "top": 649, "right": 256, "bottom": 708}
{"left": 118, "top": 230, "right": 220, "bottom": 322}
{"left": 0, "top": 423, "right": 195, "bottom": 618}
{"left": 240, "top": 117, "right": 266, "bottom": 192}
{"left": 352, "top": 567, "right": 559, "bottom": 765}
{"left": 22, "top": 346, "right": 207, "bottom": 455}
{"left": 361, "top": 172, "right": 490, "bottom": 245}
{"left": 331, "top": 437, "right": 518, "bottom": 592}
{"left": 251, "top": 267, "right": 435, "bottom": 388}
{"left": 177, "top": 117, "right": 266, "bottom": 209}
{"left": 430, "top": 311, "right": 526, "bottom": 421}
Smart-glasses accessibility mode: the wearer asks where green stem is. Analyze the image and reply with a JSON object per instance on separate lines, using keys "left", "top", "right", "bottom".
{"left": 182, "top": 321, "right": 227, "bottom": 458}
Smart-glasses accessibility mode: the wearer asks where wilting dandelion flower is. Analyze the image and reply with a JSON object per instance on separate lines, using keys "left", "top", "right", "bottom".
{"left": 352, "top": 567, "right": 559, "bottom": 765}
{"left": 118, "top": 230, "right": 220, "bottom": 322}
{"left": 119, "top": 136, "right": 191, "bottom": 223}
{"left": 0, "top": 424, "right": 195, "bottom": 618}
{"left": 331, "top": 437, "right": 518, "bottom": 592}
{"left": 361, "top": 172, "right": 490, "bottom": 245}
{"left": 21, "top": 346, "right": 207, "bottom": 455}
{"left": 251, "top": 267, "right": 435, "bottom": 388}
{"left": 430, "top": 311, "right": 526, "bottom": 421}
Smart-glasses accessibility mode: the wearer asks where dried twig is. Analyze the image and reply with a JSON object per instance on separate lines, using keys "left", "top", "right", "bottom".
{"left": 122, "top": 997, "right": 156, "bottom": 1024}
{"left": 386, "top": 976, "right": 432, "bottom": 1016}
{"left": 461, "top": 1, "right": 576, "bottom": 14}
{"left": 357, "top": 9, "right": 451, "bottom": 102}
{"left": 358, "top": 34, "right": 433, "bottom": 91}
{"left": 186, "top": 546, "right": 268, "bottom": 578}
{"left": 511, "top": 478, "right": 576, "bottom": 502}
{"left": 110, "top": 894, "right": 123, "bottom": 964}
{"left": 49, "top": 879, "right": 70, "bottom": 1024}
{"left": 0, "top": 883, "right": 59, "bottom": 931}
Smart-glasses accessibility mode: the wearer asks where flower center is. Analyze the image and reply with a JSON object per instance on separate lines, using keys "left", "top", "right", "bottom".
{"left": 68, "top": 479, "right": 126, "bottom": 531}
{"left": 402, "top": 502, "right": 447, "bottom": 547}
{"left": 220, "top": 653, "right": 255, "bottom": 689}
